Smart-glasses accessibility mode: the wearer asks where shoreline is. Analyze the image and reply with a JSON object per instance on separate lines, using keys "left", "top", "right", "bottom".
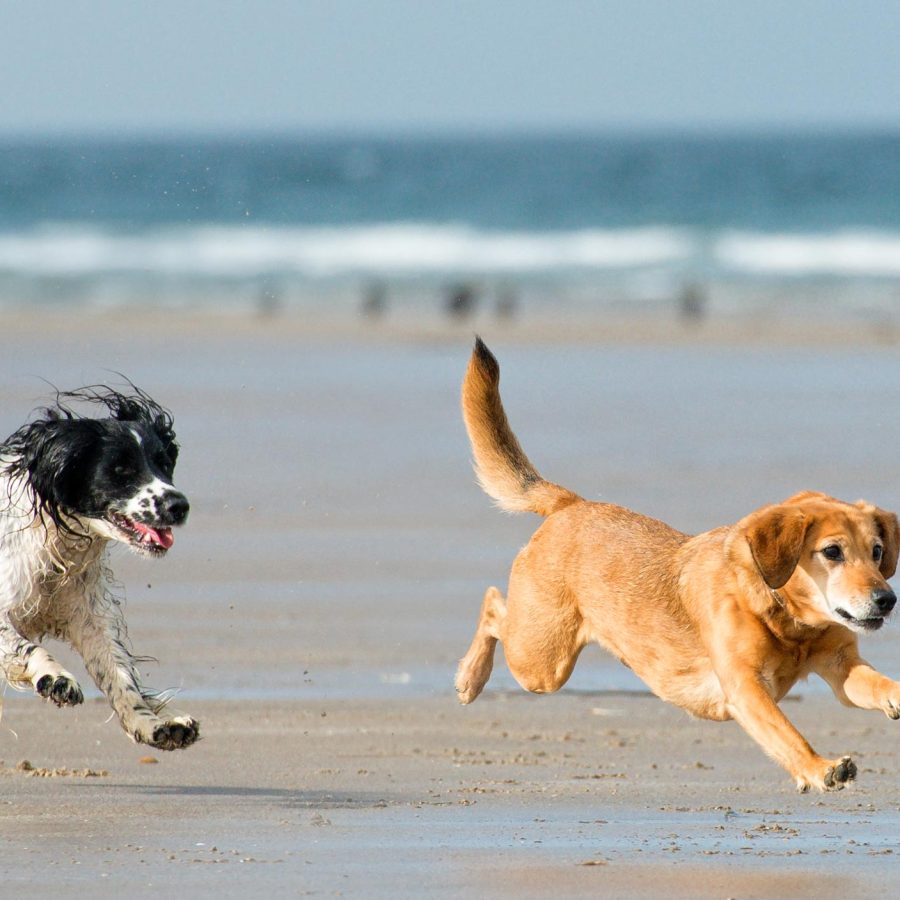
{"left": 2, "top": 303, "right": 900, "bottom": 348}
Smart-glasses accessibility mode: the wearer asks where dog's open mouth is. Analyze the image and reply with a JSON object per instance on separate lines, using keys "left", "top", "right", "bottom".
{"left": 107, "top": 512, "right": 174, "bottom": 555}
{"left": 835, "top": 607, "right": 885, "bottom": 631}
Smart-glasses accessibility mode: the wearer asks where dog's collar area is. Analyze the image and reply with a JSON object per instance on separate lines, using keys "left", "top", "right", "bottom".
{"left": 767, "top": 589, "right": 822, "bottom": 638}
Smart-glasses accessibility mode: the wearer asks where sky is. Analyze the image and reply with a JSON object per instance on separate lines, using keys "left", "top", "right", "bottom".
{"left": 2, "top": 1, "right": 900, "bottom": 136}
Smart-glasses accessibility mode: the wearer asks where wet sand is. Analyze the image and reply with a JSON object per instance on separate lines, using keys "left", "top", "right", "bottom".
{"left": 2, "top": 310, "right": 900, "bottom": 896}
{"left": 2, "top": 692, "right": 899, "bottom": 897}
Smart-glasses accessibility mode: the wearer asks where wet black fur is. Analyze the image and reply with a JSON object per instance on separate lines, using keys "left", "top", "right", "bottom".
{"left": 0, "top": 384, "right": 183, "bottom": 536}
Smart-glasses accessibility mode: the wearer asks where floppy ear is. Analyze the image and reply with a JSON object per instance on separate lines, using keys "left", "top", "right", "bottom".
{"left": 15, "top": 420, "right": 71, "bottom": 513}
{"left": 2, "top": 417, "right": 99, "bottom": 533}
{"left": 873, "top": 507, "right": 900, "bottom": 579}
{"left": 743, "top": 505, "right": 811, "bottom": 589}
{"left": 153, "top": 415, "right": 179, "bottom": 465}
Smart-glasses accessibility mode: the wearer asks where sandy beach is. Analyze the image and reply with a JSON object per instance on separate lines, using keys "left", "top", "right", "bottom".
{"left": 3, "top": 693, "right": 900, "bottom": 897}
{"left": 3, "top": 309, "right": 900, "bottom": 897}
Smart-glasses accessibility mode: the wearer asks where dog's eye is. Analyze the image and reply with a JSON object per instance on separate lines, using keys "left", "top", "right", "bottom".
{"left": 873, "top": 545, "right": 884, "bottom": 562}
{"left": 821, "top": 545, "right": 844, "bottom": 562}
{"left": 113, "top": 464, "right": 135, "bottom": 477}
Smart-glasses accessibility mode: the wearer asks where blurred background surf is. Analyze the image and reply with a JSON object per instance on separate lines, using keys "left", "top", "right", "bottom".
{"left": 2, "top": 133, "right": 900, "bottom": 319}
{"left": 4, "top": 3, "right": 900, "bottom": 323}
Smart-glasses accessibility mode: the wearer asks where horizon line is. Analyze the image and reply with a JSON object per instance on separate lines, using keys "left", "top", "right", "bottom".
{"left": 2, "top": 121, "right": 900, "bottom": 142}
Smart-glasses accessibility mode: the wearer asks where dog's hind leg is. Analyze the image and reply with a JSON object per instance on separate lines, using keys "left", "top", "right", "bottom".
{"left": 456, "top": 586, "right": 506, "bottom": 704}
{"left": 500, "top": 568, "right": 587, "bottom": 696}
{"left": 456, "top": 577, "right": 587, "bottom": 702}
{"left": 0, "top": 616, "right": 83, "bottom": 706}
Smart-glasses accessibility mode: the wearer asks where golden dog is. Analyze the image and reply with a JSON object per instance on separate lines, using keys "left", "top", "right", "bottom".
{"left": 455, "top": 338, "right": 900, "bottom": 791}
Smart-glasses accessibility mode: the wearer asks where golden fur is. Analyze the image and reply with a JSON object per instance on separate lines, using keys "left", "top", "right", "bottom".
{"left": 456, "top": 338, "right": 900, "bottom": 792}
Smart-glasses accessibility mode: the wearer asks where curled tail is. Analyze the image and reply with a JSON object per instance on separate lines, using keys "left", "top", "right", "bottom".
{"left": 461, "top": 337, "right": 582, "bottom": 517}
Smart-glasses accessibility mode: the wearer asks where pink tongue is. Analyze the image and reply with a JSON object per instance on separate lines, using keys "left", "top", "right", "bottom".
{"left": 133, "top": 522, "right": 175, "bottom": 549}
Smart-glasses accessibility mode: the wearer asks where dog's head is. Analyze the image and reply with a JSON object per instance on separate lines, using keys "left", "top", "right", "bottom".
{"left": 1, "top": 384, "right": 188, "bottom": 557}
{"left": 742, "top": 491, "right": 899, "bottom": 633}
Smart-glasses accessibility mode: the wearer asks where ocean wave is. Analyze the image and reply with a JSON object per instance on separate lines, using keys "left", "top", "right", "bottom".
{"left": 0, "top": 223, "right": 692, "bottom": 279}
{"left": 3, "top": 224, "right": 900, "bottom": 283}
{"left": 716, "top": 230, "right": 900, "bottom": 277}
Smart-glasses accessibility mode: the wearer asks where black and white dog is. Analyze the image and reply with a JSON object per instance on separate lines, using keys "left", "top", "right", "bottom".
{"left": 0, "top": 384, "right": 199, "bottom": 750}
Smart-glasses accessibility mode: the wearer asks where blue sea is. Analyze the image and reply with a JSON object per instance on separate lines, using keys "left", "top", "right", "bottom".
{"left": 2, "top": 132, "right": 900, "bottom": 311}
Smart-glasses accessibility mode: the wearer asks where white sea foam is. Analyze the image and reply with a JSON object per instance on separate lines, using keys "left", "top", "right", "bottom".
{"left": 4, "top": 224, "right": 900, "bottom": 285}
{"left": 716, "top": 230, "right": 900, "bottom": 277}
{"left": 0, "top": 223, "right": 692, "bottom": 279}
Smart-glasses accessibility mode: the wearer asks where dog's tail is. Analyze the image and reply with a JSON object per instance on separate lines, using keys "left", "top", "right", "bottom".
{"left": 462, "top": 337, "right": 582, "bottom": 517}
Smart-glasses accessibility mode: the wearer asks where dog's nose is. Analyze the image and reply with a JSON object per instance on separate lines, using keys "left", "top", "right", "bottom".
{"left": 871, "top": 588, "right": 896, "bottom": 615}
{"left": 161, "top": 492, "right": 190, "bottom": 525}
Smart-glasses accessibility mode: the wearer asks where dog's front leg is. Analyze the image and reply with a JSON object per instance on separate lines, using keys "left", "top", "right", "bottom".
{"left": 717, "top": 663, "right": 855, "bottom": 792}
{"left": 0, "top": 614, "right": 83, "bottom": 705}
{"left": 68, "top": 606, "right": 199, "bottom": 751}
{"left": 812, "top": 639, "right": 900, "bottom": 720}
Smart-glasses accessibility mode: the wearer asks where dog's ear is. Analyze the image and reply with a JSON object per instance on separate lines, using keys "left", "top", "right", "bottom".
{"left": 872, "top": 507, "right": 900, "bottom": 579}
{"left": 2, "top": 417, "right": 98, "bottom": 531}
{"left": 16, "top": 420, "right": 69, "bottom": 508}
{"left": 743, "top": 505, "right": 811, "bottom": 589}
{"left": 152, "top": 415, "right": 179, "bottom": 466}
{"left": 104, "top": 390, "right": 178, "bottom": 467}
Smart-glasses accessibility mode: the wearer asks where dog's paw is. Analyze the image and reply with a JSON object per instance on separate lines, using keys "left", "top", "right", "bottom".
{"left": 455, "top": 656, "right": 493, "bottom": 705}
{"left": 455, "top": 675, "right": 480, "bottom": 705}
{"left": 148, "top": 716, "right": 200, "bottom": 751}
{"left": 823, "top": 756, "right": 857, "bottom": 789}
{"left": 36, "top": 674, "right": 84, "bottom": 707}
{"left": 455, "top": 677, "right": 482, "bottom": 705}
{"left": 882, "top": 693, "right": 900, "bottom": 720}
{"left": 796, "top": 755, "right": 857, "bottom": 793}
